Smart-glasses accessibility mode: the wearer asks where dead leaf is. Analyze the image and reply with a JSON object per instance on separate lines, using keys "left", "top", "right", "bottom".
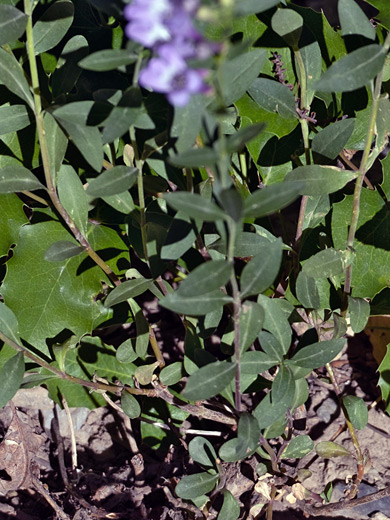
{"left": 365, "top": 315, "right": 390, "bottom": 364}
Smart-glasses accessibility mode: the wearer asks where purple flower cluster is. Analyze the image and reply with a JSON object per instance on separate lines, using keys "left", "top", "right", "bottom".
{"left": 124, "top": 0, "right": 215, "bottom": 106}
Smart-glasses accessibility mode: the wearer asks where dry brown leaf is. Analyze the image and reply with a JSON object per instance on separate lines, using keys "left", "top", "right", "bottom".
{"left": 365, "top": 315, "right": 390, "bottom": 364}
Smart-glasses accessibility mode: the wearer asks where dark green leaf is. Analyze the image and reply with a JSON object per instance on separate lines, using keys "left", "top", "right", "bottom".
{"left": 300, "top": 41, "right": 322, "bottom": 105}
{"left": 272, "top": 364, "right": 296, "bottom": 409}
{"left": 240, "top": 351, "right": 278, "bottom": 374}
{"left": 315, "top": 441, "right": 351, "bottom": 458}
{"left": 295, "top": 271, "right": 321, "bottom": 309}
{"left": 271, "top": 8, "right": 303, "bottom": 49}
{"left": 44, "top": 241, "right": 84, "bottom": 262}
{"left": 348, "top": 297, "right": 370, "bottom": 333}
{"left": 178, "top": 260, "right": 233, "bottom": 297}
{"left": 87, "top": 166, "right": 138, "bottom": 197}
{"left": 302, "top": 248, "right": 349, "bottom": 278}
{"left": 248, "top": 78, "right": 297, "bottom": 119}
{"left": 0, "top": 302, "right": 20, "bottom": 345}
{"left": 225, "top": 123, "right": 266, "bottom": 154}
{"left": 51, "top": 35, "right": 89, "bottom": 97}
{"left": 0, "top": 105, "right": 30, "bottom": 135}
{"left": 0, "top": 165, "right": 44, "bottom": 193}
{"left": 0, "top": 5, "right": 27, "bottom": 46}
{"left": 0, "top": 194, "right": 28, "bottom": 257}
{"left": 0, "top": 353, "right": 24, "bottom": 408}
{"left": 243, "top": 181, "right": 303, "bottom": 218}
{"left": 0, "top": 47, "right": 34, "bottom": 109}
{"left": 121, "top": 391, "right": 141, "bottom": 419}
{"left": 219, "top": 49, "right": 267, "bottom": 106}
{"left": 182, "top": 361, "right": 236, "bottom": 401}
{"left": 235, "top": 0, "right": 285, "bottom": 16}
{"left": 116, "top": 339, "right": 138, "bottom": 364}
{"left": 164, "top": 192, "right": 226, "bottom": 221}
{"left": 104, "top": 278, "right": 153, "bottom": 307}
{"left": 339, "top": 0, "right": 376, "bottom": 40}
{"left": 43, "top": 112, "right": 68, "bottom": 184}
{"left": 169, "top": 147, "right": 219, "bottom": 168}
{"left": 188, "top": 436, "right": 217, "bottom": 468}
{"left": 239, "top": 301, "right": 264, "bottom": 354}
{"left": 218, "top": 490, "right": 240, "bottom": 520}
{"left": 258, "top": 331, "right": 285, "bottom": 363}
{"left": 312, "top": 119, "right": 355, "bottom": 160}
{"left": 102, "top": 192, "right": 135, "bottom": 214}
{"left": 159, "top": 362, "right": 184, "bottom": 386}
{"left": 282, "top": 435, "right": 314, "bottom": 459}
{"left": 160, "top": 289, "right": 233, "bottom": 316}
{"left": 253, "top": 392, "right": 288, "bottom": 429}
{"left": 378, "top": 346, "right": 390, "bottom": 412}
{"left": 257, "top": 295, "right": 292, "bottom": 355}
{"left": 32, "top": 0, "right": 74, "bottom": 54}
{"left": 285, "top": 165, "right": 357, "bottom": 195}
{"left": 342, "top": 396, "right": 368, "bottom": 430}
{"left": 161, "top": 211, "right": 196, "bottom": 260}
{"left": 79, "top": 49, "right": 137, "bottom": 71}
{"left": 175, "top": 472, "right": 219, "bottom": 499}
{"left": 288, "top": 338, "right": 346, "bottom": 369}
{"left": 315, "top": 44, "right": 386, "bottom": 92}
{"left": 240, "top": 239, "right": 283, "bottom": 298}
{"left": 57, "top": 165, "right": 88, "bottom": 237}
{"left": 236, "top": 413, "right": 261, "bottom": 458}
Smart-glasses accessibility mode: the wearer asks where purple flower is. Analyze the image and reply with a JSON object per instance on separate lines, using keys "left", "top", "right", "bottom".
{"left": 124, "top": 0, "right": 215, "bottom": 106}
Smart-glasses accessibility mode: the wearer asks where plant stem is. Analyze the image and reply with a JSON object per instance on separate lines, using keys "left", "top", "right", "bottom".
{"left": 345, "top": 33, "right": 390, "bottom": 294}
{"left": 24, "top": 0, "right": 120, "bottom": 286}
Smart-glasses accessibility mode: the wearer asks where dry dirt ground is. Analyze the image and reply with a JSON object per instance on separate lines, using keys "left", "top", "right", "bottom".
{"left": 1, "top": 330, "right": 390, "bottom": 519}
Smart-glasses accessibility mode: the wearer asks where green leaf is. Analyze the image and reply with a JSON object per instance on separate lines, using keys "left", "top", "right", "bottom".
{"left": 365, "top": 0, "right": 390, "bottom": 29}
{"left": 0, "top": 353, "right": 24, "bottom": 409}
{"left": 225, "top": 123, "right": 266, "bottom": 154}
{"left": 315, "top": 44, "right": 386, "bottom": 92}
{"left": 0, "top": 165, "right": 44, "bottom": 193}
{"left": 175, "top": 472, "right": 219, "bottom": 500}
{"left": 257, "top": 295, "right": 292, "bottom": 355}
{"left": 57, "top": 165, "right": 89, "bottom": 237}
{"left": 312, "top": 119, "right": 355, "bottom": 160}
{"left": 164, "top": 192, "right": 226, "bottom": 221}
{"left": 102, "top": 192, "right": 135, "bottom": 214}
{"left": 219, "top": 49, "right": 267, "bottom": 106}
{"left": 243, "top": 181, "right": 304, "bottom": 218}
{"left": 281, "top": 435, "right": 314, "bottom": 459}
{"left": 79, "top": 49, "right": 137, "bottom": 71}
{"left": 116, "top": 339, "right": 138, "bottom": 364}
{"left": 0, "top": 48, "right": 33, "bottom": 109}
{"left": 240, "top": 350, "right": 278, "bottom": 374}
{"left": 87, "top": 166, "right": 138, "bottom": 197}
{"left": 272, "top": 364, "right": 296, "bottom": 409}
{"left": 121, "top": 391, "right": 141, "bottom": 419}
{"left": 134, "top": 361, "right": 159, "bottom": 385}
{"left": 288, "top": 338, "right": 346, "bottom": 369}
{"left": 235, "top": 0, "right": 285, "bottom": 16}
{"left": 315, "top": 441, "right": 351, "bottom": 458}
{"left": 271, "top": 8, "right": 303, "bottom": 49}
{"left": 128, "top": 299, "right": 150, "bottom": 358}
{"left": 0, "top": 5, "right": 27, "bottom": 46}
{"left": 218, "top": 490, "right": 240, "bottom": 520}
{"left": 348, "top": 296, "right": 370, "bottom": 333}
{"left": 161, "top": 211, "right": 197, "bottom": 260}
{"left": 236, "top": 413, "right": 261, "bottom": 458}
{"left": 248, "top": 78, "right": 297, "bottom": 119}
{"left": 285, "top": 165, "right": 357, "bottom": 195}
{"left": 182, "top": 361, "right": 236, "bottom": 401}
{"left": 1, "top": 220, "right": 126, "bottom": 355}
{"left": 378, "top": 346, "right": 390, "bottom": 412}
{"left": 53, "top": 115, "right": 103, "bottom": 172}
{"left": 169, "top": 147, "right": 219, "bottom": 168}
{"left": 43, "top": 112, "right": 68, "bottom": 185}
{"left": 160, "top": 289, "right": 233, "bottom": 316}
{"left": 0, "top": 105, "right": 31, "bottom": 136}
{"left": 51, "top": 35, "right": 89, "bottom": 97}
{"left": 178, "top": 260, "right": 233, "bottom": 297}
{"left": 302, "top": 195, "right": 330, "bottom": 231}
{"left": 342, "top": 396, "right": 368, "bottom": 430}
{"left": 239, "top": 301, "right": 264, "bottom": 354}
{"left": 188, "top": 436, "right": 217, "bottom": 468}
{"left": 0, "top": 194, "right": 28, "bottom": 257}
{"left": 104, "top": 278, "right": 154, "bottom": 307}
{"left": 0, "top": 302, "right": 20, "bottom": 345}
{"left": 302, "top": 248, "right": 348, "bottom": 279}
{"left": 295, "top": 272, "right": 321, "bottom": 309}
{"left": 159, "top": 362, "right": 183, "bottom": 386}
{"left": 253, "top": 392, "right": 288, "bottom": 430}
{"left": 32, "top": 0, "right": 74, "bottom": 54}
{"left": 300, "top": 41, "right": 322, "bottom": 105}
{"left": 338, "top": 0, "right": 376, "bottom": 40}
{"left": 240, "top": 239, "right": 283, "bottom": 298}
{"left": 44, "top": 241, "right": 84, "bottom": 262}
{"left": 258, "top": 331, "right": 285, "bottom": 363}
